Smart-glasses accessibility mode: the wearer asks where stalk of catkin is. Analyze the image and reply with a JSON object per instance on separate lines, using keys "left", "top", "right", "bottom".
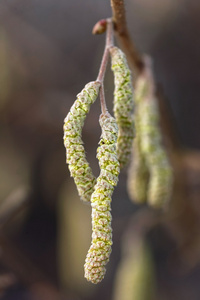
{"left": 110, "top": 46, "right": 135, "bottom": 169}
{"left": 84, "top": 112, "right": 120, "bottom": 284}
{"left": 63, "top": 81, "right": 100, "bottom": 203}
{"left": 127, "top": 75, "right": 149, "bottom": 204}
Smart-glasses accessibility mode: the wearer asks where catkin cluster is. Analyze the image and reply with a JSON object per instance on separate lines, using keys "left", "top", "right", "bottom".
{"left": 128, "top": 70, "right": 173, "bottom": 208}
{"left": 84, "top": 112, "right": 120, "bottom": 284}
{"left": 62, "top": 18, "right": 174, "bottom": 286}
{"left": 63, "top": 81, "right": 100, "bottom": 203}
{"left": 110, "top": 46, "right": 135, "bottom": 169}
{"left": 63, "top": 45, "right": 132, "bottom": 283}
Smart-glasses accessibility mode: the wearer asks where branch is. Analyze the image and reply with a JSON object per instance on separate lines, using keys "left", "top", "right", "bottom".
{"left": 110, "top": 0, "right": 180, "bottom": 152}
{"left": 110, "top": 0, "right": 144, "bottom": 72}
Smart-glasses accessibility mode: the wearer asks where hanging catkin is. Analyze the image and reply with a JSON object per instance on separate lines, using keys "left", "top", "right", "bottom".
{"left": 84, "top": 112, "right": 120, "bottom": 284}
{"left": 127, "top": 138, "right": 149, "bottom": 204}
{"left": 63, "top": 81, "right": 100, "bottom": 203}
{"left": 139, "top": 95, "right": 173, "bottom": 208}
{"left": 127, "top": 75, "right": 149, "bottom": 204}
{"left": 128, "top": 60, "right": 173, "bottom": 208}
{"left": 110, "top": 46, "right": 135, "bottom": 169}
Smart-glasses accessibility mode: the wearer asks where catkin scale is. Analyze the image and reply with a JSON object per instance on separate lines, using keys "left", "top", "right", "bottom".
{"left": 110, "top": 46, "right": 135, "bottom": 168}
{"left": 63, "top": 81, "right": 101, "bottom": 203}
{"left": 84, "top": 112, "right": 120, "bottom": 284}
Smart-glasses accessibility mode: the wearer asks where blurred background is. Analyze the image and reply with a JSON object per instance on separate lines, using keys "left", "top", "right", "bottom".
{"left": 0, "top": 0, "right": 200, "bottom": 299}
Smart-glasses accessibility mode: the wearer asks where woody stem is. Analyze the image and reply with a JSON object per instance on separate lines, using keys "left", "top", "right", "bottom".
{"left": 96, "top": 18, "right": 114, "bottom": 114}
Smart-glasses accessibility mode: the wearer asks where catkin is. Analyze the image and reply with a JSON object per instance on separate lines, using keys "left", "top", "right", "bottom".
{"left": 127, "top": 138, "right": 149, "bottom": 204}
{"left": 84, "top": 112, "right": 120, "bottom": 284}
{"left": 139, "top": 97, "right": 173, "bottom": 208}
{"left": 63, "top": 81, "right": 101, "bottom": 203}
{"left": 128, "top": 67, "right": 172, "bottom": 208}
{"left": 127, "top": 75, "right": 149, "bottom": 203}
{"left": 110, "top": 46, "right": 135, "bottom": 169}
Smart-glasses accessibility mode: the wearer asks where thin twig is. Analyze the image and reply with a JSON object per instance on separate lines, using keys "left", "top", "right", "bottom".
{"left": 96, "top": 18, "right": 114, "bottom": 83}
{"left": 110, "top": 0, "right": 144, "bottom": 72}
{"left": 96, "top": 18, "right": 114, "bottom": 114}
{"left": 99, "top": 83, "right": 107, "bottom": 114}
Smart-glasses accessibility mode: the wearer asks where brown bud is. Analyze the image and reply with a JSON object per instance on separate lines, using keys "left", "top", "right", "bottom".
{"left": 92, "top": 19, "right": 107, "bottom": 35}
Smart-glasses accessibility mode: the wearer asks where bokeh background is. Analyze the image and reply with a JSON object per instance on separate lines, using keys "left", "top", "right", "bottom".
{"left": 0, "top": 0, "right": 200, "bottom": 299}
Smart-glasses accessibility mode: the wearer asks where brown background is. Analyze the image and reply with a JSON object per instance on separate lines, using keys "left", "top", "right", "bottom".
{"left": 0, "top": 0, "right": 200, "bottom": 299}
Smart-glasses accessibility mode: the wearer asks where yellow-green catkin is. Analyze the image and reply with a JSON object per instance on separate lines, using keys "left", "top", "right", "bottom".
{"left": 127, "top": 75, "right": 149, "bottom": 203}
{"left": 110, "top": 46, "right": 135, "bottom": 169}
{"left": 139, "top": 94, "right": 173, "bottom": 208}
{"left": 127, "top": 138, "right": 149, "bottom": 204}
{"left": 84, "top": 112, "right": 120, "bottom": 284}
{"left": 63, "top": 81, "right": 101, "bottom": 203}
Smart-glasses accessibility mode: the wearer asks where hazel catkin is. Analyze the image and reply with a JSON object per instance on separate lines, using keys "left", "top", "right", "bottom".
{"left": 127, "top": 75, "right": 149, "bottom": 204}
{"left": 110, "top": 46, "right": 135, "bottom": 169}
{"left": 84, "top": 112, "right": 120, "bottom": 284}
{"left": 127, "top": 138, "right": 149, "bottom": 204}
{"left": 139, "top": 96, "right": 173, "bottom": 208}
{"left": 128, "top": 64, "right": 173, "bottom": 208}
{"left": 63, "top": 81, "right": 101, "bottom": 203}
